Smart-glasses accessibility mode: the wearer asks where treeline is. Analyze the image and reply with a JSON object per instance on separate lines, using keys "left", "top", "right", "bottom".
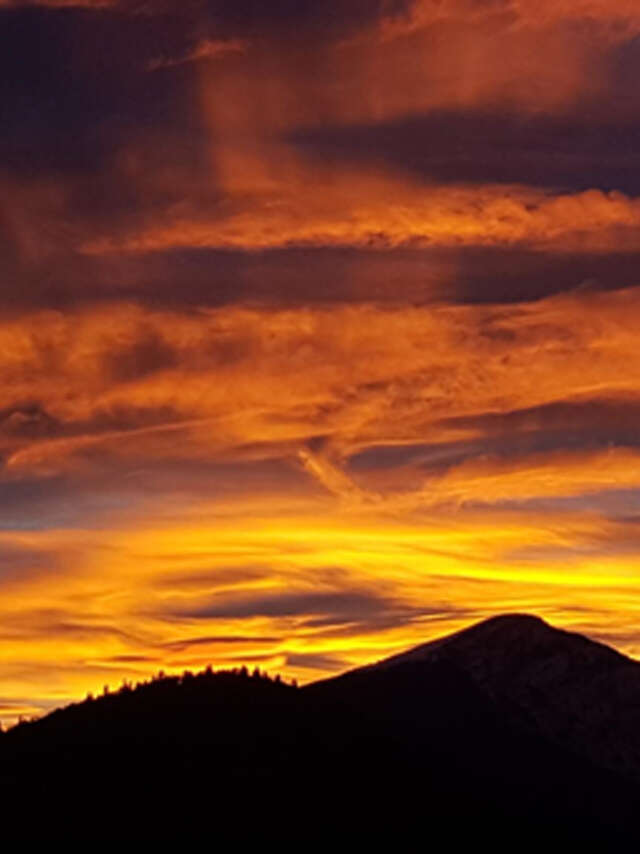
{"left": 7, "top": 664, "right": 298, "bottom": 731}
{"left": 85, "top": 663, "right": 297, "bottom": 704}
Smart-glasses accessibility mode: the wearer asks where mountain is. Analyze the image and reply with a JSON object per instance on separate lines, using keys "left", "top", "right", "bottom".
{"left": 368, "top": 613, "right": 640, "bottom": 782}
{"left": 1, "top": 615, "right": 639, "bottom": 842}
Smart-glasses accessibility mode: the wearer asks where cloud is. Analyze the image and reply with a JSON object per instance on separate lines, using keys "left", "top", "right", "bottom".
{"left": 290, "top": 110, "right": 640, "bottom": 194}
{"left": 375, "top": 0, "right": 640, "bottom": 41}
{"left": 411, "top": 447, "right": 640, "bottom": 508}
{"left": 156, "top": 566, "right": 272, "bottom": 591}
{"left": 0, "top": 289, "right": 637, "bottom": 496}
{"left": 177, "top": 589, "right": 396, "bottom": 622}
{"left": 4, "top": 1, "right": 637, "bottom": 40}
{"left": 438, "top": 397, "right": 640, "bottom": 441}
{"left": 285, "top": 652, "right": 346, "bottom": 671}
{"left": 4, "top": 0, "right": 640, "bottom": 291}
{"left": 168, "top": 582, "right": 474, "bottom": 637}
{"left": 148, "top": 37, "right": 248, "bottom": 70}
{"left": 0, "top": 543, "right": 60, "bottom": 583}
{"left": 162, "top": 634, "right": 280, "bottom": 650}
{"left": 1, "top": 287, "right": 640, "bottom": 481}
{"left": 298, "top": 448, "right": 375, "bottom": 505}
{"left": 195, "top": 1, "right": 415, "bottom": 41}
{"left": 82, "top": 184, "right": 640, "bottom": 254}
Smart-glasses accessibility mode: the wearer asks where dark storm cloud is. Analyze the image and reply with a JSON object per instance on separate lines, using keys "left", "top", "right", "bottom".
{"left": 0, "top": 0, "right": 412, "bottom": 144}
{"left": 180, "top": 589, "right": 393, "bottom": 620}
{"left": 174, "top": 588, "right": 465, "bottom": 638}
{"left": 0, "top": 455, "right": 311, "bottom": 532}
{"left": 348, "top": 397, "right": 640, "bottom": 479}
{"left": 0, "top": 5, "right": 216, "bottom": 287}
{"left": 291, "top": 109, "right": 640, "bottom": 195}
{"left": 0, "top": 6, "right": 203, "bottom": 175}
{"left": 0, "top": 246, "right": 454, "bottom": 310}
{"left": 4, "top": 3, "right": 640, "bottom": 311}
{"left": 453, "top": 248, "right": 640, "bottom": 305}
{"left": 181, "top": 0, "right": 414, "bottom": 40}
{"left": 0, "top": 471, "right": 146, "bottom": 530}
{"left": 438, "top": 398, "right": 640, "bottom": 443}
{"left": 7, "top": 244, "right": 640, "bottom": 314}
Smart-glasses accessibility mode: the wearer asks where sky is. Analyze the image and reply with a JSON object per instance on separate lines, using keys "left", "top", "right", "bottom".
{"left": 2, "top": 0, "right": 640, "bottom": 724}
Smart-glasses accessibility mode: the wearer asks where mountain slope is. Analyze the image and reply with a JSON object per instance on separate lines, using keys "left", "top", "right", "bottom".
{"left": 366, "top": 613, "right": 640, "bottom": 781}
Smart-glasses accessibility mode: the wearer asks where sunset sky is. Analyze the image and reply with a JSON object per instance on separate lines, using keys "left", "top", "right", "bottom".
{"left": 3, "top": 0, "right": 640, "bottom": 724}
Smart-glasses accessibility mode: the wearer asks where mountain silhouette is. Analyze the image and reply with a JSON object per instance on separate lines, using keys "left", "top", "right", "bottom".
{"left": 369, "top": 613, "right": 640, "bottom": 782}
{"left": 2, "top": 614, "right": 640, "bottom": 842}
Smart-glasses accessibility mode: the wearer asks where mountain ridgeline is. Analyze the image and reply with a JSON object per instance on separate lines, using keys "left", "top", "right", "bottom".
{"left": 2, "top": 614, "right": 640, "bottom": 842}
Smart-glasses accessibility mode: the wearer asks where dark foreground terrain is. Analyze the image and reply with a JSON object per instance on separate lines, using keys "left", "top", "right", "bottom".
{"left": 2, "top": 614, "right": 640, "bottom": 843}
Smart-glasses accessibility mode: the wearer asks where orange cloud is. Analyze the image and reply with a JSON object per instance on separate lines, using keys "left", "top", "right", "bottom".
{"left": 82, "top": 181, "right": 640, "bottom": 255}
{"left": 0, "top": 288, "right": 638, "bottom": 468}
{"left": 394, "top": 448, "right": 640, "bottom": 510}
{"left": 5, "top": 1, "right": 635, "bottom": 264}
{"left": 197, "top": 2, "right": 607, "bottom": 137}
{"left": 378, "top": 0, "right": 640, "bottom": 41}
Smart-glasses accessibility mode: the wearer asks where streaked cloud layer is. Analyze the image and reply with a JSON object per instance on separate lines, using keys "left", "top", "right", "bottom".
{"left": 2, "top": 0, "right": 640, "bottom": 722}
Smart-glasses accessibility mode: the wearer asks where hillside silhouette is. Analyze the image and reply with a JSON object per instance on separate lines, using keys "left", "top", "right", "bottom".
{"left": 2, "top": 615, "right": 640, "bottom": 842}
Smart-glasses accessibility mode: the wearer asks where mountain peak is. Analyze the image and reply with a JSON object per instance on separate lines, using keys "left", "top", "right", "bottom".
{"left": 462, "top": 612, "right": 549, "bottom": 631}
{"left": 373, "top": 612, "right": 563, "bottom": 670}
{"left": 435, "top": 612, "right": 553, "bottom": 643}
{"left": 370, "top": 612, "right": 640, "bottom": 782}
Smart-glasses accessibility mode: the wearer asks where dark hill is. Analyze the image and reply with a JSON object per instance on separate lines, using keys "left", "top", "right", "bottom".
{"left": 2, "top": 616, "right": 640, "bottom": 842}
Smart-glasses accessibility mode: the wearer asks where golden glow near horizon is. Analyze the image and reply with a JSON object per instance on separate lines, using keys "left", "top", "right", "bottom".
{"left": 2, "top": 0, "right": 640, "bottom": 724}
